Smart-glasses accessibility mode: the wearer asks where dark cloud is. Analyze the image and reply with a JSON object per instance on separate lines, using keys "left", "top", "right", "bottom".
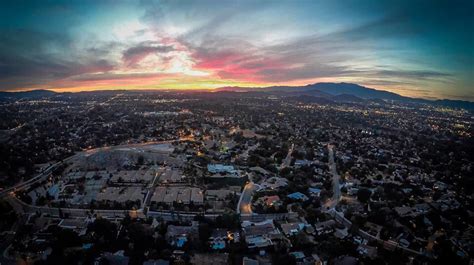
{"left": 374, "top": 70, "right": 453, "bottom": 80}
{"left": 0, "top": 29, "right": 116, "bottom": 90}
{"left": 0, "top": 0, "right": 471, "bottom": 98}
{"left": 122, "top": 42, "right": 175, "bottom": 67}
{"left": 359, "top": 79, "right": 416, "bottom": 87}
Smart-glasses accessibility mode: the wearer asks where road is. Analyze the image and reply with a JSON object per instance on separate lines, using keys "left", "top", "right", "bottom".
{"left": 324, "top": 144, "right": 341, "bottom": 209}
{"left": 1, "top": 139, "right": 268, "bottom": 222}
{"left": 280, "top": 143, "right": 294, "bottom": 169}
{"left": 0, "top": 155, "right": 77, "bottom": 198}
{"left": 0, "top": 140, "right": 175, "bottom": 198}
{"left": 238, "top": 182, "right": 258, "bottom": 214}
{"left": 0, "top": 141, "right": 180, "bottom": 220}
{"left": 236, "top": 143, "right": 259, "bottom": 162}
{"left": 143, "top": 169, "right": 161, "bottom": 207}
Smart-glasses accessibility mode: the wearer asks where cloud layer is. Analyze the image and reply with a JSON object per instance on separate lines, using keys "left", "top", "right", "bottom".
{"left": 0, "top": 0, "right": 472, "bottom": 100}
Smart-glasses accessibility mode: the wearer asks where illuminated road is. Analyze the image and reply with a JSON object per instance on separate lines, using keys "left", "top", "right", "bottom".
{"left": 0, "top": 155, "right": 77, "bottom": 198}
{"left": 238, "top": 182, "right": 258, "bottom": 214}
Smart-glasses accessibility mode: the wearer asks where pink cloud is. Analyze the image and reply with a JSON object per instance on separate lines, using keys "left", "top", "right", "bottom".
{"left": 191, "top": 46, "right": 291, "bottom": 83}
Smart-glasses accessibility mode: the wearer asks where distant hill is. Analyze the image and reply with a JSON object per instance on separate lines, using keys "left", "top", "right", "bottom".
{"left": 292, "top": 89, "right": 332, "bottom": 98}
{"left": 305, "top": 82, "right": 405, "bottom": 100}
{"left": 1, "top": 83, "right": 473, "bottom": 110}
{"left": 0, "top": 89, "right": 56, "bottom": 100}
{"left": 290, "top": 95, "right": 335, "bottom": 104}
{"left": 218, "top": 82, "right": 404, "bottom": 100}
{"left": 217, "top": 82, "right": 474, "bottom": 110}
{"left": 330, "top": 94, "right": 366, "bottom": 103}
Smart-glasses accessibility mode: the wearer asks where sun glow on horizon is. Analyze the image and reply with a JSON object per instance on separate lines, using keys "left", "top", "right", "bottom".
{"left": 1, "top": 1, "right": 472, "bottom": 100}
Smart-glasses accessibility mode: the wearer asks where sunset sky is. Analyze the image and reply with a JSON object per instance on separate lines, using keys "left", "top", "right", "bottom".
{"left": 1, "top": 0, "right": 473, "bottom": 100}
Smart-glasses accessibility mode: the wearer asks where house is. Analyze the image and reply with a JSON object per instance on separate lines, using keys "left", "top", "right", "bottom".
{"left": 363, "top": 222, "right": 383, "bottom": 238}
{"left": 95, "top": 186, "right": 144, "bottom": 207}
{"left": 308, "top": 188, "right": 321, "bottom": 197}
{"left": 289, "top": 251, "right": 305, "bottom": 261}
{"left": 205, "top": 190, "right": 235, "bottom": 201}
{"left": 166, "top": 222, "right": 198, "bottom": 248}
{"left": 256, "top": 195, "right": 281, "bottom": 207}
{"left": 242, "top": 220, "right": 281, "bottom": 249}
{"left": 207, "top": 164, "right": 237, "bottom": 174}
{"left": 414, "top": 203, "right": 431, "bottom": 215}
{"left": 357, "top": 245, "right": 378, "bottom": 259}
{"left": 246, "top": 235, "right": 273, "bottom": 249}
{"left": 287, "top": 192, "right": 309, "bottom": 201}
{"left": 259, "top": 177, "right": 288, "bottom": 190}
{"left": 334, "top": 227, "right": 349, "bottom": 239}
{"left": 294, "top": 159, "right": 312, "bottom": 167}
{"left": 290, "top": 252, "right": 322, "bottom": 265}
{"left": 190, "top": 253, "right": 229, "bottom": 265}
{"left": 209, "top": 229, "right": 227, "bottom": 250}
{"left": 58, "top": 218, "right": 90, "bottom": 236}
{"left": 102, "top": 250, "right": 129, "bottom": 265}
{"left": 143, "top": 259, "right": 170, "bottom": 265}
{"left": 394, "top": 206, "right": 415, "bottom": 217}
{"left": 280, "top": 222, "right": 306, "bottom": 236}
{"left": 242, "top": 257, "right": 259, "bottom": 265}
{"left": 314, "top": 220, "right": 336, "bottom": 235}
{"left": 249, "top": 166, "right": 271, "bottom": 176}
{"left": 151, "top": 186, "right": 203, "bottom": 206}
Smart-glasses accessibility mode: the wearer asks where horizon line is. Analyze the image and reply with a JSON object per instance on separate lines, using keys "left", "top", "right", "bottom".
{"left": 1, "top": 82, "right": 472, "bottom": 103}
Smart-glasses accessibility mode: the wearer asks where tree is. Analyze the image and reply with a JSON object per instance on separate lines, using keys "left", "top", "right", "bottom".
{"left": 88, "top": 218, "right": 117, "bottom": 243}
{"left": 198, "top": 223, "right": 211, "bottom": 243}
{"left": 45, "top": 228, "right": 82, "bottom": 265}
{"left": 215, "top": 213, "right": 240, "bottom": 229}
{"left": 137, "top": 155, "right": 144, "bottom": 165}
{"left": 357, "top": 188, "right": 372, "bottom": 203}
{"left": 128, "top": 223, "right": 153, "bottom": 265}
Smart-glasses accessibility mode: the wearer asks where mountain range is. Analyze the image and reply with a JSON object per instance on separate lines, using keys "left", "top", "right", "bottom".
{"left": 217, "top": 82, "right": 474, "bottom": 110}
{"left": 1, "top": 83, "right": 473, "bottom": 110}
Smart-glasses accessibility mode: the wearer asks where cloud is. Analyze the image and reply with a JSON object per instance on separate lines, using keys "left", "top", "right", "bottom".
{"left": 69, "top": 72, "right": 172, "bottom": 82}
{"left": 185, "top": 30, "right": 360, "bottom": 83}
{"left": 122, "top": 42, "right": 175, "bottom": 67}
{"left": 374, "top": 70, "right": 453, "bottom": 80}
{"left": 181, "top": 9, "right": 458, "bottom": 87}
{"left": 0, "top": 0, "right": 471, "bottom": 99}
{"left": 0, "top": 29, "right": 116, "bottom": 90}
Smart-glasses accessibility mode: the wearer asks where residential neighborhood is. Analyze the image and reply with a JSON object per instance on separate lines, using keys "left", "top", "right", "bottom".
{"left": 0, "top": 89, "right": 472, "bottom": 265}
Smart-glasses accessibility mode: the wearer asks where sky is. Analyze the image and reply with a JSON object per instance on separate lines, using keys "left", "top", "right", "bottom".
{"left": 0, "top": 0, "right": 473, "bottom": 100}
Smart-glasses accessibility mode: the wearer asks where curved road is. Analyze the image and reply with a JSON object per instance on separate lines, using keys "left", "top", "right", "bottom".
{"left": 0, "top": 155, "right": 77, "bottom": 198}
{"left": 238, "top": 182, "right": 258, "bottom": 214}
